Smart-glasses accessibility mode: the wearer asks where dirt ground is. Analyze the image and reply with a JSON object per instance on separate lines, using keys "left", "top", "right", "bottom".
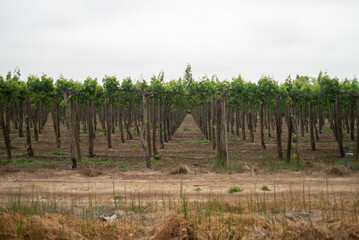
{"left": 0, "top": 167, "right": 358, "bottom": 202}
{"left": 1, "top": 114, "right": 359, "bottom": 203}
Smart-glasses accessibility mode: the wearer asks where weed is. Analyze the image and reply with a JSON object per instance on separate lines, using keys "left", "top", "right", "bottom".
{"left": 130, "top": 143, "right": 138, "bottom": 147}
{"left": 338, "top": 159, "right": 346, "bottom": 165}
{"left": 213, "top": 159, "right": 245, "bottom": 174}
{"left": 261, "top": 185, "right": 271, "bottom": 191}
{"left": 185, "top": 140, "right": 209, "bottom": 144}
{"left": 133, "top": 161, "right": 145, "bottom": 167}
{"left": 174, "top": 153, "right": 194, "bottom": 157}
{"left": 153, "top": 161, "right": 163, "bottom": 167}
{"left": 15, "top": 157, "right": 35, "bottom": 164}
{"left": 7, "top": 158, "right": 38, "bottom": 167}
{"left": 0, "top": 159, "right": 11, "bottom": 165}
{"left": 117, "top": 161, "right": 128, "bottom": 168}
{"left": 31, "top": 159, "right": 59, "bottom": 168}
{"left": 154, "top": 154, "right": 161, "bottom": 159}
{"left": 228, "top": 186, "right": 243, "bottom": 193}
{"left": 194, "top": 187, "right": 201, "bottom": 192}
{"left": 261, "top": 159, "right": 304, "bottom": 172}
{"left": 113, "top": 195, "right": 123, "bottom": 201}
{"left": 183, "top": 128, "right": 192, "bottom": 131}
{"left": 291, "top": 133, "right": 297, "bottom": 142}
{"left": 81, "top": 157, "right": 102, "bottom": 165}
{"left": 194, "top": 139, "right": 209, "bottom": 144}
{"left": 51, "top": 150, "right": 70, "bottom": 156}
{"left": 321, "top": 127, "right": 332, "bottom": 133}
{"left": 103, "top": 159, "right": 113, "bottom": 165}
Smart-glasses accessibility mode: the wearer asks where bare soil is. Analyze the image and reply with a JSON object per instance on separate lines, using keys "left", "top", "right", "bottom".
{"left": 0, "top": 114, "right": 358, "bottom": 203}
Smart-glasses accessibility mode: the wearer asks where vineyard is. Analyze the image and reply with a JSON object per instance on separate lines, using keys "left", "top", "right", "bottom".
{"left": 1, "top": 66, "right": 359, "bottom": 166}
{"left": 1, "top": 66, "right": 359, "bottom": 239}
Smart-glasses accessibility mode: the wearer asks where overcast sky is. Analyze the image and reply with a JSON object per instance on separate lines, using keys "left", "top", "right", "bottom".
{"left": 0, "top": 0, "right": 358, "bottom": 83}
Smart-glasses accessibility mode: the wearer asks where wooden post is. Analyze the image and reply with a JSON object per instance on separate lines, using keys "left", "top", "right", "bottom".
{"left": 241, "top": 104, "right": 246, "bottom": 141}
{"left": 211, "top": 97, "right": 216, "bottom": 150}
{"left": 267, "top": 107, "right": 271, "bottom": 138}
{"left": 208, "top": 101, "right": 212, "bottom": 141}
{"left": 309, "top": 102, "right": 316, "bottom": 150}
{"left": 356, "top": 100, "right": 359, "bottom": 160}
{"left": 249, "top": 104, "right": 254, "bottom": 142}
{"left": 106, "top": 98, "right": 112, "bottom": 148}
{"left": 275, "top": 95, "right": 283, "bottom": 159}
{"left": 260, "top": 102, "right": 266, "bottom": 149}
{"left": 291, "top": 112, "right": 301, "bottom": 164}
{"left": 118, "top": 105, "right": 125, "bottom": 143}
{"left": 25, "top": 96, "right": 34, "bottom": 157}
{"left": 141, "top": 93, "right": 151, "bottom": 168}
{"left": 216, "top": 91, "right": 229, "bottom": 167}
{"left": 0, "top": 102, "right": 12, "bottom": 159}
{"left": 88, "top": 97, "right": 94, "bottom": 157}
{"left": 286, "top": 110, "right": 292, "bottom": 162}
{"left": 62, "top": 89, "right": 80, "bottom": 168}
{"left": 216, "top": 98, "right": 221, "bottom": 160}
{"left": 147, "top": 98, "right": 152, "bottom": 158}
{"left": 159, "top": 98, "right": 164, "bottom": 149}
{"left": 18, "top": 102, "right": 24, "bottom": 138}
{"left": 220, "top": 91, "right": 229, "bottom": 167}
{"left": 69, "top": 89, "right": 81, "bottom": 165}
{"left": 336, "top": 97, "right": 344, "bottom": 157}
{"left": 152, "top": 98, "right": 158, "bottom": 156}
{"left": 163, "top": 101, "right": 168, "bottom": 143}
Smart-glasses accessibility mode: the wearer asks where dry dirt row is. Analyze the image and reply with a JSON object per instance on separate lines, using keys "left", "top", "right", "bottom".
{"left": 0, "top": 115, "right": 358, "bottom": 203}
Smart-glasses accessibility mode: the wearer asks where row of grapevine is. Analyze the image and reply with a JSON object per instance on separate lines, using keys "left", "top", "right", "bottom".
{"left": 1, "top": 65, "right": 358, "bottom": 169}
{"left": 192, "top": 72, "right": 359, "bottom": 167}
{"left": 0, "top": 71, "right": 186, "bottom": 168}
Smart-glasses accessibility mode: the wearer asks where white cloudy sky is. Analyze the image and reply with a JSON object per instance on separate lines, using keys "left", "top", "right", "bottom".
{"left": 0, "top": 0, "right": 358, "bottom": 83}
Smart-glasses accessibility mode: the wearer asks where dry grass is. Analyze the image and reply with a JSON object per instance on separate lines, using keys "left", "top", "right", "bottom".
{"left": 0, "top": 171, "right": 359, "bottom": 239}
{"left": 327, "top": 165, "right": 351, "bottom": 176}
{"left": 170, "top": 165, "right": 191, "bottom": 175}
{"left": 1, "top": 211, "right": 359, "bottom": 240}
{"left": 150, "top": 213, "right": 197, "bottom": 240}
{"left": 82, "top": 164, "right": 102, "bottom": 177}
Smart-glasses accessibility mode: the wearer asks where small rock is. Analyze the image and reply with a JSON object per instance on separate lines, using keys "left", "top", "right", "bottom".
{"left": 100, "top": 214, "right": 117, "bottom": 222}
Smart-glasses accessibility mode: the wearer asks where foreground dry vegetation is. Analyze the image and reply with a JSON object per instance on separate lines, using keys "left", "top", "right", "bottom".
{"left": 1, "top": 115, "right": 359, "bottom": 239}
{"left": 0, "top": 181, "right": 359, "bottom": 239}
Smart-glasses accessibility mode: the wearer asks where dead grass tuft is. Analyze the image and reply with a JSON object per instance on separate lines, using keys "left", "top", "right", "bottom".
{"left": 151, "top": 213, "right": 197, "bottom": 240}
{"left": 82, "top": 164, "right": 102, "bottom": 177}
{"left": 170, "top": 165, "right": 191, "bottom": 175}
{"left": 1, "top": 212, "right": 83, "bottom": 239}
{"left": 304, "top": 160, "right": 314, "bottom": 168}
{"left": 328, "top": 166, "right": 350, "bottom": 176}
